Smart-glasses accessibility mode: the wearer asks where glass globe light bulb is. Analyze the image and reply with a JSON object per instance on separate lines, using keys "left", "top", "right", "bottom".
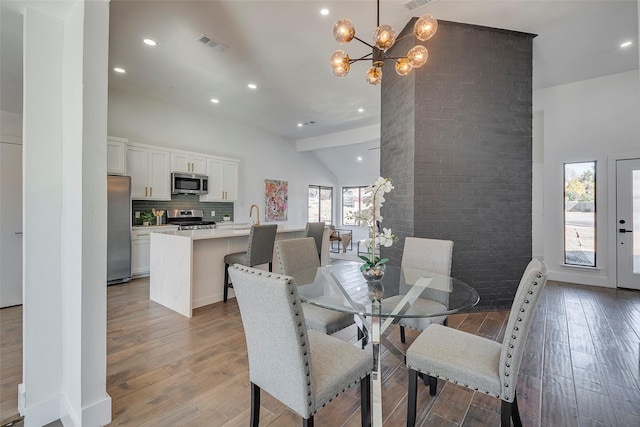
{"left": 330, "top": 50, "right": 351, "bottom": 77}
{"left": 407, "top": 45, "right": 428, "bottom": 68}
{"left": 374, "top": 24, "right": 397, "bottom": 50}
{"left": 366, "top": 67, "right": 382, "bottom": 85}
{"left": 414, "top": 14, "right": 438, "bottom": 41}
{"left": 395, "top": 58, "right": 412, "bottom": 76}
{"left": 334, "top": 18, "right": 355, "bottom": 43}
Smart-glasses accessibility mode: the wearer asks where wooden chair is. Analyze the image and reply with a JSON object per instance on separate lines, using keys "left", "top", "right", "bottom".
{"left": 328, "top": 224, "right": 352, "bottom": 253}
{"left": 228, "top": 264, "right": 372, "bottom": 427}
{"left": 406, "top": 259, "right": 548, "bottom": 427}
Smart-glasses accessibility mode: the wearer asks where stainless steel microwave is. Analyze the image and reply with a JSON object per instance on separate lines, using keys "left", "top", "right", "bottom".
{"left": 171, "top": 172, "right": 209, "bottom": 195}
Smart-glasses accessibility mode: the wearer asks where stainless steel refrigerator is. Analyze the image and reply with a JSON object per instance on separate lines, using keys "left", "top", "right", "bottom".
{"left": 107, "top": 175, "right": 132, "bottom": 285}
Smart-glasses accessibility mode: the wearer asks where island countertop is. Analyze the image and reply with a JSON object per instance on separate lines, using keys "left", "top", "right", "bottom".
{"left": 149, "top": 224, "right": 313, "bottom": 317}
{"left": 155, "top": 224, "right": 306, "bottom": 240}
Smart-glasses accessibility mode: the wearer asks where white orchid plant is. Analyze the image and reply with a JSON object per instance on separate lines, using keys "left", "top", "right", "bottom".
{"left": 349, "top": 177, "right": 398, "bottom": 273}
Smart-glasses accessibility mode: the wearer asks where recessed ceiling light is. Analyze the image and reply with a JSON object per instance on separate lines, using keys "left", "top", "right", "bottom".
{"left": 113, "top": 67, "right": 126, "bottom": 73}
{"left": 297, "top": 123, "right": 303, "bottom": 127}
{"left": 357, "top": 156, "right": 363, "bottom": 161}
{"left": 620, "top": 41, "right": 632, "bottom": 48}
{"left": 358, "top": 108, "right": 364, "bottom": 113}
{"left": 248, "top": 83, "right": 257, "bottom": 89}
{"left": 320, "top": 8, "right": 329, "bottom": 16}
{"left": 143, "top": 38, "right": 157, "bottom": 46}
{"left": 211, "top": 98, "right": 219, "bottom": 104}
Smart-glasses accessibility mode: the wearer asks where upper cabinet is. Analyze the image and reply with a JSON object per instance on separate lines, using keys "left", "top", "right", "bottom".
{"left": 171, "top": 153, "right": 206, "bottom": 174}
{"left": 107, "top": 136, "right": 127, "bottom": 175}
{"left": 200, "top": 157, "right": 239, "bottom": 202}
{"left": 126, "top": 145, "right": 171, "bottom": 200}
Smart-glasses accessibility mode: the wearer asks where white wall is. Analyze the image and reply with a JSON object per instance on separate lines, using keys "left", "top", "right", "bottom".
{"left": 534, "top": 69, "right": 640, "bottom": 287}
{"left": 108, "top": 89, "right": 337, "bottom": 225}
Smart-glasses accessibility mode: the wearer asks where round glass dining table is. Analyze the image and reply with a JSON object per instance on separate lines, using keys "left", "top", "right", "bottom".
{"left": 293, "top": 262, "right": 479, "bottom": 427}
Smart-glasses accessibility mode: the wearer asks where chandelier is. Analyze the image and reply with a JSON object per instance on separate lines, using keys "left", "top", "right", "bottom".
{"left": 330, "top": 0, "right": 438, "bottom": 85}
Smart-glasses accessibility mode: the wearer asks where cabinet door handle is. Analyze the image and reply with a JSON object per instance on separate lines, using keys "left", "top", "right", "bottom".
{"left": 145, "top": 187, "right": 148, "bottom": 197}
{"left": 150, "top": 187, "right": 153, "bottom": 197}
{"left": 14, "top": 232, "right": 23, "bottom": 235}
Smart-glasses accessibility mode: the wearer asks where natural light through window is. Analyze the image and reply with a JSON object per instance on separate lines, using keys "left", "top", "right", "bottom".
{"left": 564, "top": 161, "right": 596, "bottom": 267}
{"left": 342, "top": 186, "right": 371, "bottom": 225}
{"left": 308, "top": 185, "right": 333, "bottom": 223}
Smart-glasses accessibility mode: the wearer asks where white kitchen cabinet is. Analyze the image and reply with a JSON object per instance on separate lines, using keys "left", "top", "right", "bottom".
{"left": 200, "top": 157, "right": 239, "bottom": 201}
{"left": 126, "top": 145, "right": 171, "bottom": 200}
{"left": 107, "top": 136, "right": 127, "bottom": 175}
{"left": 132, "top": 226, "right": 178, "bottom": 277}
{"left": 171, "top": 153, "right": 206, "bottom": 174}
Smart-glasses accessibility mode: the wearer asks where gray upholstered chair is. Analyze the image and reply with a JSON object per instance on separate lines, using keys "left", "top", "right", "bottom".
{"left": 382, "top": 237, "right": 454, "bottom": 343}
{"left": 223, "top": 223, "right": 277, "bottom": 302}
{"left": 406, "top": 258, "right": 548, "bottom": 427}
{"left": 275, "top": 237, "right": 357, "bottom": 335}
{"left": 228, "top": 264, "right": 372, "bottom": 427}
{"left": 305, "top": 221, "right": 325, "bottom": 262}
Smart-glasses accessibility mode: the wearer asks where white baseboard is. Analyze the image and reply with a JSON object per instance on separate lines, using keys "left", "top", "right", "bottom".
{"left": 18, "top": 385, "right": 111, "bottom": 427}
{"left": 547, "top": 270, "right": 615, "bottom": 288}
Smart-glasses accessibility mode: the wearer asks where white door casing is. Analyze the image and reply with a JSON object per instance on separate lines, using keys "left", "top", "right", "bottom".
{"left": 616, "top": 158, "right": 640, "bottom": 290}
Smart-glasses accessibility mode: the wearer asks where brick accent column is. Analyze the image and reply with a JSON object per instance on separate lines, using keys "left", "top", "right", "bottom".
{"left": 381, "top": 20, "right": 535, "bottom": 309}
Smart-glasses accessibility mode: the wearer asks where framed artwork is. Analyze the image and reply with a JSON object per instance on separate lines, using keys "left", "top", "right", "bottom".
{"left": 265, "top": 179, "right": 288, "bottom": 221}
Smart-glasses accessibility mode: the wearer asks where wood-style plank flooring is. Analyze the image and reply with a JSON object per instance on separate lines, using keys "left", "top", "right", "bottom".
{"left": 1, "top": 278, "right": 639, "bottom": 426}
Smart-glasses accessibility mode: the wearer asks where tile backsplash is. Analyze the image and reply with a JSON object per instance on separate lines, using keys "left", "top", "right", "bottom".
{"left": 132, "top": 194, "right": 233, "bottom": 225}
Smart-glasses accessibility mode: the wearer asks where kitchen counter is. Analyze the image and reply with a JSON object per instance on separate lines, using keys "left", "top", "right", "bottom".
{"left": 149, "top": 224, "right": 309, "bottom": 317}
{"left": 155, "top": 224, "right": 304, "bottom": 240}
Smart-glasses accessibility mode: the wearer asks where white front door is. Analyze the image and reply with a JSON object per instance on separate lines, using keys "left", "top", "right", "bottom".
{"left": 616, "top": 158, "right": 640, "bottom": 290}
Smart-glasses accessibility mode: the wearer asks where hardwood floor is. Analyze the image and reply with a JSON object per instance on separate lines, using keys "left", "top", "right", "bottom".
{"left": 1, "top": 279, "right": 639, "bottom": 426}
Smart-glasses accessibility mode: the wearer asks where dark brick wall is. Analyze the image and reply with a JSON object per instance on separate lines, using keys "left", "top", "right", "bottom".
{"left": 381, "top": 21, "right": 534, "bottom": 309}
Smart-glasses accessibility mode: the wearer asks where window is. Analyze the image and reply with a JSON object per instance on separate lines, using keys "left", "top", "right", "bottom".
{"left": 342, "top": 186, "right": 371, "bottom": 225}
{"left": 564, "top": 161, "right": 596, "bottom": 267}
{"left": 308, "top": 185, "right": 333, "bottom": 223}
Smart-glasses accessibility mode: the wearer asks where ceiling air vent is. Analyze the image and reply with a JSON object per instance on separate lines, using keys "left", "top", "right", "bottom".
{"left": 403, "top": 0, "right": 435, "bottom": 11}
{"left": 196, "top": 34, "right": 227, "bottom": 52}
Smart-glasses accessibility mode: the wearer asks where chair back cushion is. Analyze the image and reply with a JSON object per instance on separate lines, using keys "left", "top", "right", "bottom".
{"left": 247, "top": 224, "right": 278, "bottom": 267}
{"left": 499, "top": 258, "right": 548, "bottom": 401}
{"left": 401, "top": 237, "right": 454, "bottom": 305}
{"left": 228, "top": 264, "right": 314, "bottom": 416}
{"left": 275, "top": 237, "right": 320, "bottom": 276}
{"left": 304, "top": 222, "right": 325, "bottom": 256}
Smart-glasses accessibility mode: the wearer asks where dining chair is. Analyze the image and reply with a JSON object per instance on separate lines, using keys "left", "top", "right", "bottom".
{"left": 275, "top": 237, "right": 357, "bottom": 335}
{"left": 228, "top": 264, "right": 372, "bottom": 427}
{"left": 305, "top": 221, "right": 325, "bottom": 262}
{"left": 382, "top": 237, "right": 454, "bottom": 343}
{"left": 405, "top": 258, "right": 548, "bottom": 427}
{"left": 223, "top": 223, "right": 277, "bottom": 302}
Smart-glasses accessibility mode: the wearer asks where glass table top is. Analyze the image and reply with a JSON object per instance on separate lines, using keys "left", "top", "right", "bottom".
{"left": 294, "top": 262, "right": 479, "bottom": 318}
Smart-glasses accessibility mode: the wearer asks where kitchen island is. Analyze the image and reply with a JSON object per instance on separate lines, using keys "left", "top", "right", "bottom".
{"left": 150, "top": 225, "right": 315, "bottom": 317}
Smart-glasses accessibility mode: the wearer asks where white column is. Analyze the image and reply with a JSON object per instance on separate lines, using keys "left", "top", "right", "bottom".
{"left": 20, "top": 1, "right": 111, "bottom": 426}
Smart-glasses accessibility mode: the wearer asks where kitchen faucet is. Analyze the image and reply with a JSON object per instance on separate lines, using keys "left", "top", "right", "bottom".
{"left": 249, "top": 204, "right": 260, "bottom": 225}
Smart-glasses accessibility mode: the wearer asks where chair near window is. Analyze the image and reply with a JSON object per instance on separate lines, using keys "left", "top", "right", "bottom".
{"left": 406, "top": 259, "right": 548, "bottom": 427}
{"left": 228, "top": 264, "right": 372, "bottom": 427}
{"left": 328, "top": 224, "right": 352, "bottom": 253}
{"left": 304, "top": 221, "right": 325, "bottom": 262}
{"left": 275, "top": 237, "right": 357, "bottom": 335}
{"left": 223, "top": 224, "right": 277, "bottom": 302}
